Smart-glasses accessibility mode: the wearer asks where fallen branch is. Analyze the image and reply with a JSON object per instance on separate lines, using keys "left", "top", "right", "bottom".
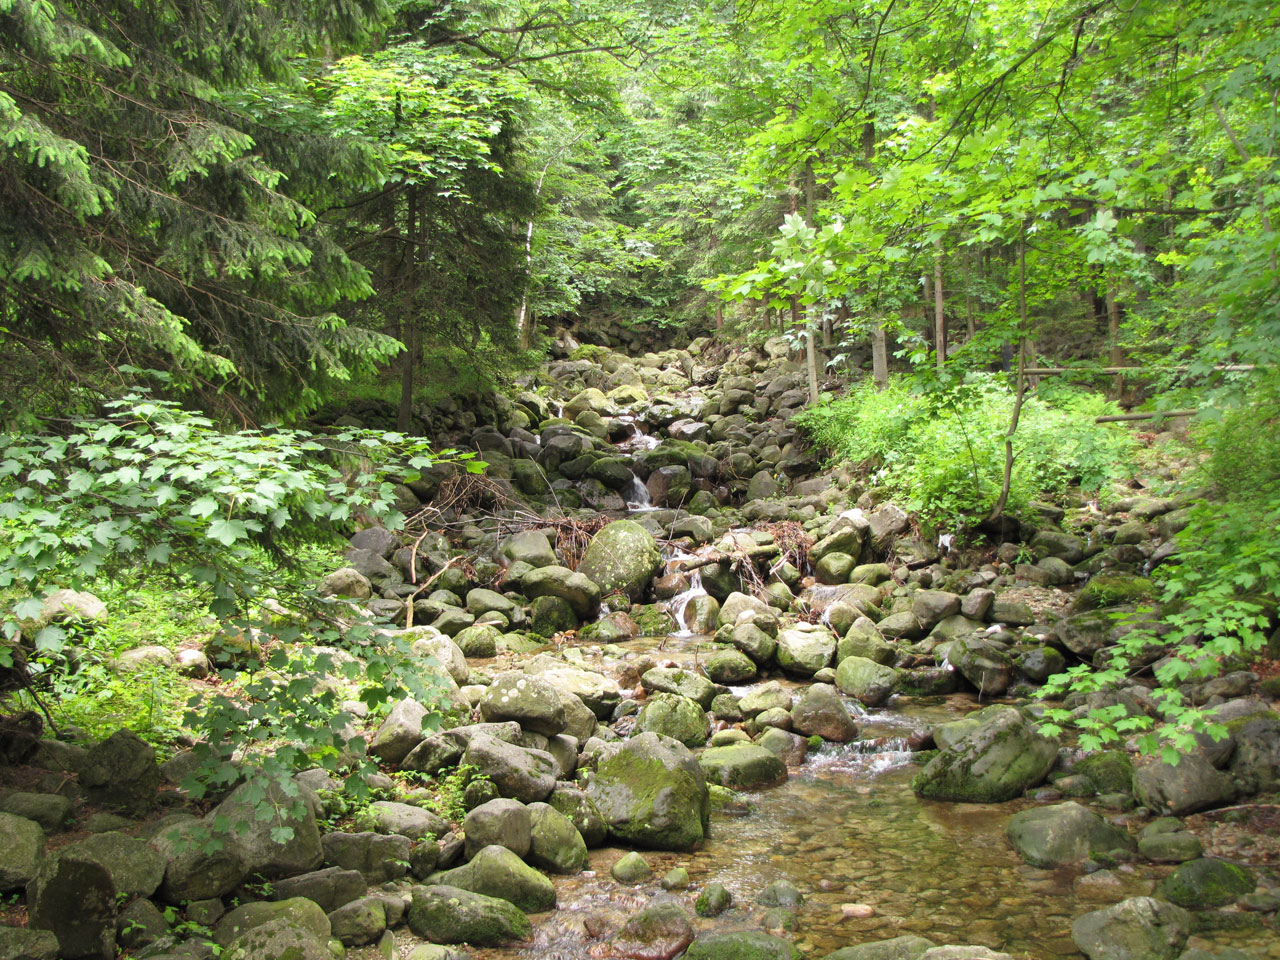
{"left": 1094, "top": 409, "right": 1199, "bottom": 423}
{"left": 674, "top": 544, "right": 780, "bottom": 573}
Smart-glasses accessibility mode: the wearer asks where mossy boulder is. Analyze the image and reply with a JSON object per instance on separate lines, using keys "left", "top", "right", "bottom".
{"left": 213, "top": 898, "right": 330, "bottom": 947}
{"left": 698, "top": 743, "right": 787, "bottom": 790}
{"left": 520, "top": 565, "right": 601, "bottom": 619}
{"left": 1070, "top": 897, "right": 1190, "bottom": 960}
{"left": 1006, "top": 802, "right": 1133, "bottom": 868}
{"left": 407, "top": 884, "right": 531, "bottom": 945}
{"left": 577, "top": 520, "right": 663, "bottom": 602}
{"left": 1160, "top": 858, "right": 1255, "bottom": 909}
{"left": 584, "top": 732, "right": 709, "bottom": 850}
{"left": 835, "top": 655, "right": 898, "bottom": 707}
{"left": 704, "top": 648, "right": 758, "bottom": 684}
{"left": 641, "top": 667, "right": 716, "bottom": 709}
{"left": 1075, "top": 751, "right": 1134, "bottom": 794}
{"left": 683, "top": 931, "right": 801, "bottom": 960}
{"left": 1071, "top": 573, "right": 1156, "bottom": 613}
{"left": 430, "top": 844, "right": 555, "bottom": 913}
{"left": 636, "top": 692, "right": 710, "bottom": 748}
{"left": 911, "top": 705, "right": 1058, "bottom": 803}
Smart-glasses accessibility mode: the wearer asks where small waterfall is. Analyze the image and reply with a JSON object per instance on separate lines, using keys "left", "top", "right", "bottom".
{"left": 624, "top": 472, "right": 656, "bottom": 512}
{"left": 669, "top": 570, "right": 708, "bottom": 636}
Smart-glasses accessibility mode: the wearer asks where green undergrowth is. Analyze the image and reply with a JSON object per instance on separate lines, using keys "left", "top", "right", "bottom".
{"left": 796, "top": 374, "right": 1136, "bottom": 526}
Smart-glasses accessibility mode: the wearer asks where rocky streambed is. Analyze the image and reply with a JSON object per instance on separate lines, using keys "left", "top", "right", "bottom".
{"left": 3, "top": 335, "right": 1279, "bottom": 960}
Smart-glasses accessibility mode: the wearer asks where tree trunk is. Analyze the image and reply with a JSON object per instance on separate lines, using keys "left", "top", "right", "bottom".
{"left": 1106, "top": 287, "right": 1123, "bottom": 398}
{"left": 934, "top": 237, "right": 945, "bottom": 371}
{"left": 803, "top": 159, "right": 820, "bottom": 404}
{"left": 397, "top": 188, "right": 419, "bottom": 433}
{"left": 965, "top": 246, "right": 976, "bottom": 338}
{"left": 872, "top": 317, "right": 889, "bottom": 389}
{"left": 715, "top": 302, "right": 724, "bottom": 330}
{"left": 989, "top": 230, "right": 1030, "bottom": 522}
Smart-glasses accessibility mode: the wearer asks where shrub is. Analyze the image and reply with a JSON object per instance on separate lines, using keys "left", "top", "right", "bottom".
{"left": 795, "top": 374, "right": 1135, "bottom": 526}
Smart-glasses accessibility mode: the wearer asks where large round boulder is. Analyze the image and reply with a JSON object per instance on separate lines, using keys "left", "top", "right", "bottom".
{"left": 430, "top": 844, "right": 556, "bottom": 913}
{"left": 1070, "top": 897, "right": 1190, "bottom": 960}
{"left": 584, "top": 732, "right": 710, "bottom": 850}
{"left": 577, "top": 520, "right": 663, "bottom": 602}
{"left": 407, "top": 884, "right": 531, "bottom": 946}
{"left": 636, "top": 693, "right": 711, "bottom": 748}
{"left": 1006, "top": 802, "right": 1133, "bottom": 868}
{"left": 911, "top": 705, "right": 1058, "bottom": 803}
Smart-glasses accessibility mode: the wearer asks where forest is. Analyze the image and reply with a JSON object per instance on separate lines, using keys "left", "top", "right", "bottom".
{"left": 0, "top": 1, "right": 1278, "bottom": 960}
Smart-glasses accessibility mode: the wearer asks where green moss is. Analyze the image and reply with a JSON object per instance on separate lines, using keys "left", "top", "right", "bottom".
{"left": 1071, "top": 572, "right": 1157, "bottom": 612}
{"left": 595, "top": 744, "right": 708, "bottom": 849}
{"left": 1075, "top": 750, "right": 1134, "bottom": 794}
{"left": 631, "top": 603, "right": 676, "bottom": 636}
{"left": 1161, "top": 858, "right": 1256, "bottom": 909}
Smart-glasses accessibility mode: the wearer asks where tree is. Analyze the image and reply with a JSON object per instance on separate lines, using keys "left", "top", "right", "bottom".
{"left": 0, "top": 0, "right": 401, "bottom": 419}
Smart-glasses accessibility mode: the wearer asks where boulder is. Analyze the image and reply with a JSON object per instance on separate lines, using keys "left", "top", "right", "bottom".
{"left": 912, "top": 591, "right": 961, "bottom": 630}
{"left": 547, "top": 783, "right": 606, "bottom": 848}
{"left": 824, "top": 936, "right": 936, "bottom": 960}
{"left": 479, "top": 673, "right": 572, "bottom": 737}
{"left": 1132, "top": 753, "right": 1236, "bottom": 815}
{"left": 640, "top": 667, "right": 716, "bottom": 709}
{"left": 704, "top": 648, "right": 758, "bottom": 684}
{"left": 370, "top": 698, "right": 431, "bottom": 765}
{"left": 407, "top": 632, "right": 470, "bottom": 685}
{"left": 731, "top": 622, "right": 778, "bottom": 664}
{"left": 520, "top": 565, "right": 602, "bottom": 619}
{"left": 31, "top": 832, "right": 162, "bottom": 905}
{"left": 698, "top": 744, "right": 787, "bottom": 789}
{"left": 790, "top": 684, "right": 858, "bottom": 742}
{"left": 609, "top": 902, "right": 693, "bottom": 960}
{"left": 636, "top": 693, "right": 710, "bottom": 748}
{"left": 0, "top": 812, "right": 43, "bottom": 890}
{"left": 738, "top": 681, "right": 793, "bottom": 717}
{"left": 212, "top": 779, "right": 322, "bottom": 879}
{"left": 1070, "top": 897, "right": 1190, "bottom": 960}
{"left": 835, "top": 656, "right": 898, "bottom": 708}
{"left": 454, "top": 623, "right": 501, "bottom": 657}
{"left": 683, "top": 931, "right": 801, "bottom": 960}
{"left": 1228, "top": 712, "right": 1280, "bottom": 795}
{"left": 578, "top": 520, "right": 663, "bottom": 602}
{"left": 77, "top": 728, "right": 158, "bottom": 813}
{"left": 25, "top": 855, "right": 116, "bottom": 960}
{"left": 430, "top": 844, "right": 556, "bottom": 913}
{"left": 267, "top": 866, "right": 367, "bottom": 913}
{"left": 837, "top": 621, "right": 896, "bottom": 666}
{"left": 911, "top": 705, "right": 1058, "bottom": 802}
{"left": 527, "top": 802, "right": 587, "bottom": 874}
{"left": 463, "top": 798, "right": 531, "bottom": 860}
{"left": 774, "top": 623, "right": 836, "bottom": 676}
{"left": 327, "top": 896, "right": 387, "bottom": 946}
{"left": 950, "top": 636, "right": 1014, "bottom": 696}
{"left": 320, "top": 567, "right": 373, "bottom": 600}
{"left": 611, "top": 851, "right": 652, "bottom": 883}
{"left": 150, "top": 817, "right": 249, "bottom": 902}
{"left": 462, "top": 734, "right": 557, "bottom": 803}
{"left": 360, "top": 800, "right": 448, "bottom": 841}
{"left": 321, "top": 831, "right": 411, "bottom": 884}
{"left": 0, "top": 928, "right": 59, "bottom": 960}
{"left": 1160, "top": 858, "right": 1255, "bottom": 908}
{"left": 407, "top": 884, "right": 530, "bottom": 945}
{"left": 214, "top": 898, "right": 330, "bottom": 947}
{"left": 584, "top": 732, "right": 710, "bottom": 850}
{"left": 1006, "top": 802, "right": 1133, "bottom": 868}
{"left": 223, "top": 917, "right": 332, "bottom": 960}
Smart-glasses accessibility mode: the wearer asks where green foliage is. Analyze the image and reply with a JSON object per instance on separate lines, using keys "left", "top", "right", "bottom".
{"left": 1041, "top": 371, "right": 1280, "bottom": 759}
{"left": 796, "top": 375, "right": 1135, "bottom": 526}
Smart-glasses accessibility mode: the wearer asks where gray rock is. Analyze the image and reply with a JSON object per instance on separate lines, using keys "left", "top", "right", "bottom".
{"left": 359, "top": 801, "right": 448, "bottom": 841}
{"left": 430, "top": 844, "right": 555, "bottom": 913}
{"left": 835, "top": 656, "right": 899, "bottom": 707}
{"left": 837, "top": 621, "right": 896, "bottom": 666}
{"left": 584, "top": 732, "right": 709, "bottom": 850}
{"left": 327, "top": 896, "right": 387, "bottom": 947}
{"left": 912, "top": 705, "right": 1058, "bottom": 802}
{"left": 699, "top": 743, "right": 787, "bottom": 790}
{"left": 546, "top": 784, "right": 607, "bottom": 848}
{"left": 775, "top": 623, "right": 837, "bottom": 676}
{"left": 824, "top": 935, "right": 936, "bottom": 960}
{"left": 0, "top": 927, "right": 59, "bottom": 960}
{"left": 501, "top": 530, "right": 557, "bottom": 568}
{"left": 912, "top": 591, "right": 961, "bottom": 630}
{"left": 732, "top": 622, "right": 778, "bottom": 664}
{"left": 640, "top": 667, "right": 717, "bottom": 709}
{"left": 321, "top": 832, "right": 410, "bottom": 884}
{"left": 212, "top": 779, "right": 322, "bottom": 879}
{"left": 32, "top": 832, "right": 163, "bottom": 902}
{"left": 223, "top": 916, "right": 331, "bottom": 960}
{"left": 407, "top": 884, "right": 530, "bottom": 945}
{"left": 790, "top": 684, "right": 858, "bottom": 742}
{"left": 463, "top": 734, "right": 557, "bottom": 803}
{"left": 78, "top": 729, "right": 159, "bottom": 813}
{"left": 1228, "top": 713, "right": 1280, "bottom": 795}
{"left": 704, "top": 648, "right": 758, "bottom": 684}
{"left": 950, "top": 635, "right": 1014, "bottom": 696}
{"left": 520, "top": 565, "right": 602, "bottom": 619}
{"left": 150, "top": 818, "right": 249, "bottom": 902}
{"left": 464, "top": 798, "right": 531, "bottom": 860}
{"left": 695, "top": 882, "right": 732, "bottom": 917}
{"left": 739, "top": 681, "right": 792, "bottom": 717}
{"left": 267, "top": 866, "right": 366, "bottom": 913}
{"left": 321, "top": 567, "right": 372, "bottom": 599}
{"left": 454, "top": 623, "right": 501, "bottom": 657}
{"left": 1006, "top": 802, "right": 1133, "bottom": 867}
{"left": 479, "top": 672, "right": 573, "bottom": 737}
{"left": 526, "top": 802, "right": 587, "bottom": 874}
{"left": 1133, "top": 753, "right": 1236, "bottom": 815}
{"left": 1071, "top": 897, "right": 1191, "bottom": 960}
{"left": 370, "top": 698, "right": 430, "bottom": 765}
{"left": 25, "top": 855, "right": 116, "bottom": 960}
{"left": 0, "top": 812, "right": 43, "bottom": 889}
{"left": 610, "top": 850, "right": 651, "bottom": 883}
{"left": 578, "top": 520, "right": 663, "bottom": 602}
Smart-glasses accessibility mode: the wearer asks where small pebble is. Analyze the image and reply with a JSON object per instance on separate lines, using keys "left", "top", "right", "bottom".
{"left": 841, "top": 903, "right": 875, "bottom": 918}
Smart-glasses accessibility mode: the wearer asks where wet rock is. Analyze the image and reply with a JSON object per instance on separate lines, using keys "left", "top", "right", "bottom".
{"left": 636, "top": 693, "right": 711, "bottom": 748}
{"left": 696, "top": 882, "right": 732, "bottom": 917}
{"left": 501, "top": 530, "right": 557, "bottom": 568}
{"left": 683, "top": 931, "right": 800, "bottom": 960}
{"left": 408, "top": 884, "right": 531, "bottom": 945}
{"left": 837, "top": 620, "right": 896, "bottom": 666}
{"left": 578, "top": 520, "right": 664, "bottom": 602}
{"left": 610, "top": 902, "right": 693, "bottom": 960}
{"left": 911, "top": 705, "right": 1058, "bottom": 802}
{"left": 78, "top": 728, "right": 159, "bottom": 813}
{"left": 835, "top": 656, "right": 898, "bottom": 707}
{"left": 584, "top": 732, "right": 709, "bottom": 850}
{"left": 790, "top": 684, "right": 858, "bottom": 742}
{"left": 699, "top": 743, "right": 787, "bottom": 789}
{"left": 463, "top": 798, "right": 531, "bottom": 859}
{"left": 0, "top": 812, "right": 43, "bottom": 889}
{"left": 758, "top": 879, "right": 803, "bottom": 906}
{"left": 662, "top": 867, "right": 690, "bottom": 890}
{"left": 1070, "top": 896, "right": 1190, "bottom": 960}
{"left": 704, "top": 648, "right": 758, "bottom": 684}
{"left": 1075, "top": 750, "right": 1134, "bottom": 794}
{"left": 463, "top": 734, "right": 557, "bottom": 803}
{"left": 774, "top": 623, "right": 836, "bottom": 676}
{"left": 1015, "top": 645, "right": 1066, "bottom": 682}
{"left": 1006, "top": 802, "right": 1133, "bottom": 867}
{"left": 527, "top": 802, "right": 587, "bottom": 874}
{"left": 1132, "top": 753, "right": 1236, "bottom": 815}
{"left": 1160, "top": 858, "right": 1255, "bottom": 908}
{"left": 1138, "top": 821, "right": 1203, "bottom": 863}
{"left": 641, "top": 667, "right": 716, "bottom": 709}
{"left": 824, "top": 935, "right": 936, "bottom": 960}
{"left": 717, "top": 592, "right": 778, "bottom": 630}
{"left": 611, "top": 850, "right": 652, "bottom": 883}
{"left": 431, "top": 844, "right": 555, "bottom": 912}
